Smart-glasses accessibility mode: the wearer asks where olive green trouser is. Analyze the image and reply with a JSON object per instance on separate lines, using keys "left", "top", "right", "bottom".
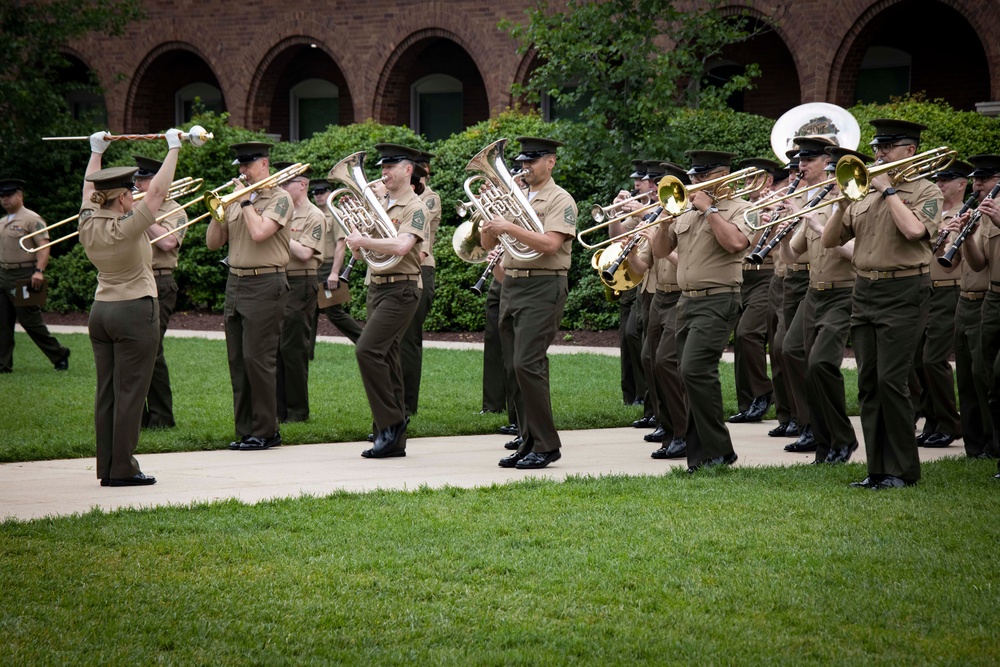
{"left": 647, "top": 290, "right": 687, "bottom": 440}
{"left": 224, "top": 272, "right": 289, "bottom": 438}
{"left": 911, "top": 285, "right": 961, "bottom": 436}
{"left": 482, "top": 278, "right": 509, "bottom": 414}
{"left": 768, "top": 274, "right": 791, "bottom": 423}
{"left": 782, "top": 270, "right": 810, "bottom": 424}
{"left": 955, "top": 295, "right": 993, "bottom": 457}
{"left": 803, "top": 287, "right": 854, "bottom": 461}
{"left": 851, "top": 274, "right": 930, "bottom": 482}
{"left": 309, "top": 261, "right": 363, "bottom": 359}
{"left": 277, "top": 274, "right": 318, "bottom": 422}
{"left": 733, "top": 268, "right": 773, "bottom": 410}
{"left": 675, "top": 291, "right": 741, "bottom": 466}
{"left": 0, "top": 266, "right": 67, "bottom": 371}
{"left": 401, "top": 265, "right": 435, "bottom": 415}
{"left": 90, "top": 297, "right": 158, "bottom": 480}
{"left": 500, "top": 275, "right": 568, "bottom": 454}
{"left": 619, "top": 286, "right": 643, "bottom": 404}
{"left": 357, "top": 281, "right": 420, "bottom": 431}
{"left": 143, "top": 272, "right": 178, "bottom": 428}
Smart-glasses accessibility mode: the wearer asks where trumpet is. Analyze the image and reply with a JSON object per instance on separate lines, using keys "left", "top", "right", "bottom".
{"left": 577, "top": 167, "right": 770, "bottom": 250}
{"left": 326, "top": 152, "right": 398, "bottom": 281}
{"left": 938, "top": 184, "right": 1000, "bottom": 268}
{"left": 203, "top": 163, "right": 310, "bottom": 222}
{"left": 147, "top": 176, "right": 247, "bottom": 244}
{"left": 19, "top": 177, "right": 203, "bottom": 253}
{"left": 591, "top": 189, "right": 652, "bottom": 223}
{"left": 743, "top": 174, "right": 804, "bottom": 224}
{"left": 43, "top": 125, "right": 214, "bottom": 147}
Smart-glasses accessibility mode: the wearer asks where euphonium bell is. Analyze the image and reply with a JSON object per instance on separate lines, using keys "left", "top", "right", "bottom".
{"left": 452, "top": 219, "right": 489, "bottom": 263}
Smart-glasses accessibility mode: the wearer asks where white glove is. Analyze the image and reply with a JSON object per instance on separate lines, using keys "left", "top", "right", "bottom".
{"left": 165, "top": 128, "right": 183, "bottom": 150}
{"left": 89, "top": 131, "right": 111, "bottom": 154}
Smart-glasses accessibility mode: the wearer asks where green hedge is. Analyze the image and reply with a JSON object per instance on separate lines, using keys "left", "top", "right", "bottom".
{"left": 41, "top": 99, "right": 1000, "bottom": 330}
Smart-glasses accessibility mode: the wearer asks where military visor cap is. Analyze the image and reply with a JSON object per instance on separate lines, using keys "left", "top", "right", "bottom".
{"left": 416, "top": 150, "right": 435, "bottom": 165}
{"left": 932, "top": 160, "right": 973, "bottom": 181}
{"left": 133, "top": 155, "right": 163, "bottom": 178}
{"left": 967, "top": 154, "right": 1000, "bottom": 178}
{"left": 374, "top": 143, "right": 424, "bottom": 166}
{"left": 737, "top": 157, "right": 783, "bottom": 176}
{"left": 643, "top": 160, "right": 666, "bottom": 179}
{"left": 785, "top": 149, "right": 800, "bottom": 169}
{"left": 660, "top": 162, "right": 690, "bottom": 185}
{"left": 86, "top": 166, "right": 138, "bottom": 191}
{"left": 685, "top": 150, "right": 736, "bottom": 176}
{"left": 514, "top": 137, "right": 564, "bottom": 161}
{"left": 868, "top": 118, "right": 927, "bottom": 147}
{"left": 0, "top": 178, "right": 26, "bottom": 195}
{"left": 792, "top": 135, "right": 836, "bottom": 158}
{"left": 230, "top": 142, "right": 273, "bottom": 166}
{"left": 824, "top": 146, "right": 874, "bottom": 172}
{"left": 629, "top": 159, "right": 647, "bottom": 179}
{"left": 309, "top": 178, "right": 332, "bottom": 194}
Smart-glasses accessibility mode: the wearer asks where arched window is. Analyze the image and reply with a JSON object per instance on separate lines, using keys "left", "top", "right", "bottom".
{"left": 411, "top": 74, "right": 462, "bottom": 141}
{"left": 856, "top": 47, "right": 911, "bottom": 104}
{"left": 175, "top": 82, "right": 223, "bottom": 124}
{"left": 541, "top": 87, "right": 586, "bottom": 122}
{"left": 290, "top": 78, "right": 339, "bottom": 141}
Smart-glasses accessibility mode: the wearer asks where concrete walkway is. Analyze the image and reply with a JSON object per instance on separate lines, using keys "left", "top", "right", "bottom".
{"left": 0, "top": 417, "right": 960, "bottom": 521}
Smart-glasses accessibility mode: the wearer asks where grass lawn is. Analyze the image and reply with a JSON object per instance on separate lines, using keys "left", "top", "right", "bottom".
{"left": 1, "top": 461, "right": 997, "bottom": 665}
{"left": 1, "top": 332, "right": 859, "bottom": 463}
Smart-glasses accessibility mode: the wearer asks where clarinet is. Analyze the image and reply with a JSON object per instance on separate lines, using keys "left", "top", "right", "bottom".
{"left": 746, "top": 175, "right": 803, "bottom": 259}
{"left": 470, "top": 248, "right": 505, "bottom": 296}
{"left": 747, "top": 182, "right": 836, "bottom": 265}
{"left": 938, "top": 185, "right": 1000, "bottom": 268}
{"left": 599, "top": 204, "right": 665, "bottom": 283}
{"left": 339, "top": 257, "right": 356, "bottom": 282}
{"left": 931, "top": 195, "right": 978, "bottom": 254}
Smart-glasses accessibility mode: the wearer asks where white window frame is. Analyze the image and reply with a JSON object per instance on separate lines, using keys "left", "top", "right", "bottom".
{"left": 289, "top": 78, "right": 340, "bottom": 141}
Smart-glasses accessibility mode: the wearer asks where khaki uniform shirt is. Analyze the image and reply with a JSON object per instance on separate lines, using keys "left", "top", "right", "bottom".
{"left": 977, "top": 214, "right": 1000, "bottom": 284}
{"left": 929, "top": 206, "right": 961, "bottom": 282}
{"left": 367, "top": 188, "right": 428, "bottom": 282}
{"left": 637, "top": 243, "right": 678, "bottom": 290}
{"left": 79, "top": 201, "right": 157, "bottom": 301}
{"left": 960, "top": 222, "right": 989, "bottom": 291}
{"left": 2, "top": 207, "right": 46, "bottom": 264}
{"left": 419, "top": 186, "right": 441, "bottom": 268}
{"left": 784, "top": 191, "right": 811, "bottom": 268}
{"left": 801, "top": 198, "right": 854, "bottom": 284}
{"left": 286, "top": 201, "right": 325, "bottom": 272}
{"left": 151, "top": 199, "right": 187, "bottom": 270}
{"left": 667, "top": 197, "right": 754, "bottom": 290}
{"left": 835, "top": 178, "right": 942, "bottom": 271}
{"left": 225, "top": 187, "right": 293, "bottom": 269}
{"left": 502, "top": 176, "right": 577, "bottom": 271}
{"left": 321, "top": 208, "right": 340, "bottom": 264}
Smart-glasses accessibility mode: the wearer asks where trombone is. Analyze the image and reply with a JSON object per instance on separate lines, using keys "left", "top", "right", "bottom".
{"left": 745, "top": 147, "right": 957, "bottom": 231}
{"left": 203, "top": 163, "right": 311, "bottom": 222}
{"left": 590, "top": 190, "right": 652, "bottom": 223}
{"left": 147, "top": 176, "right": 247, "bottom": 244}
{"left": 19, "top": 177, "right": 203, "bottom": 253}
{"left": 577, "top": 167, "right": 769, "bottom": 250}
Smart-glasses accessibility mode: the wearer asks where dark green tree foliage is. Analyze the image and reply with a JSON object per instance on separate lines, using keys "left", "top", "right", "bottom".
{"left": 0, "top": 0, "right": 143, "bottom": 225}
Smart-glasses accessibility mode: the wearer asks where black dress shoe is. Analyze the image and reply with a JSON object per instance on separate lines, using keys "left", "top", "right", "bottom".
{"left": 784, "top": 418, "right": 800, "bottom": 437}
{"left": 784, "top": 425, "right": 816, "bottom": 452}
{"left": 54, "top": 349, "right": 70, "bottom": 371}
{"left": 922, "top": 432, "right": 955, "bottom": 448}
{"left": 915, "top": 432, "right": 931, "bottom": 446}
{"left": 106, "top": 472, "right": 156, "bottom": 486}
{"left": 824, "top": 439, "right": 859, "bottom": 463}
{"left": 687, "top": 451, "right": 737, "bottom": 472}
{"left": 643, "top": 426, "right": 667, "bottom": 443}
{"left": 767, "top": 421, "right": 790, "bottom": 437}
{"left": 515, "top": 450, "right": 561, "bottom": 469}
{"left": 727, "top": 410, "right": 750, "bottom": 424}
{"left": 731, "top": 394, "right": 771, "bottom": 423}
{"left": 240, "top": 432, "right": 282, "bottom": 450}
{"left": 871, "top": 475, "right": 914, "bottom": 490}
{"left": 228, "top": 435, "right": 250, "bottom": 450}
{"left": 498, "top": 423, "right": 519, "bottom": 436}
{"left": 366, "top": 433, "right": 375, "bottom": 442}
{"left": 504, "top": 436, "right": 523, "bottom": 450}
{"left": 631, "top": 416, "right": 657, "bottom": 429}
{"left": 652, "top": 438, "right": 686, "bottom": 459}
{"left": 630, "top": 398, "right": 644, "bottom": 406}
{"left": 994, "top": 472, "right": 1000, "bottom": 480}
{"left": 498, "top": 451, "right": 528, "bottom": 468}
{"left": 479, "top": 408, "right": 503, "bottom": 415}
{"left": 849, "top": 475, "right": 880, "bottom": 488}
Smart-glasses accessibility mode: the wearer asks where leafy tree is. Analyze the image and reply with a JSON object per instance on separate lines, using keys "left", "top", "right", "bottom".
{"left": 503, "top": 0, "right": 768, "bottom": 164}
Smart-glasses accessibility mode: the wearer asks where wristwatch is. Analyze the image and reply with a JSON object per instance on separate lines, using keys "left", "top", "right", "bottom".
{"left": 882, "top": 187, "right": 897, "bottom": 199}
{"left": 706, "top": 205, "right": 720, "bottom": 215}
{"left": 240, "top": 200, "right": 253, "bottom": 208}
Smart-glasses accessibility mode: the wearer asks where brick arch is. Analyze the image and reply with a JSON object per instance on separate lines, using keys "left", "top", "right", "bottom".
{"left": 828, "top": 0, "right": 998, "bottom": 107}
{"left": 510, "top": 48, "right": 540, "bottom": 109}
{"left": 245, "top": 35, "right": 354, "bottom": 138}
{"left": 125, "top": 42, "right": 225, "bottom": 132}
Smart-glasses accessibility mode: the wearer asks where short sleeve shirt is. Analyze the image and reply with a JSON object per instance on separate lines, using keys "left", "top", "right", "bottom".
{"left": 79, "top": 200, "right": 157, "bottom": 301}
{"left": 502, "top": 177, "right": 577, "bottom": 271}
{"left": 367, "top": 188, "right": 428, "bottom": 282}
{"left": 286, "top": 201, "right": 325, "bottom": 271}
{"left": 1, "top": 207, "right": 46, "bottom": 265}
{"left": 419, "top": 186, "right": 442, "bottom": 268}
{"left": 836, "top": 178, "right": 942, "bottom": 271}
{"left": 225, "top": 187, "right": 293, "bottom": 269}
{"left": 667, "top": 197, "right": 753, "bottom": 290}
{"left": 151, "top": 199, "right": 187, "bottom": 270}
{"left": 802, "top": 194, "right": 854, "bottom": 284}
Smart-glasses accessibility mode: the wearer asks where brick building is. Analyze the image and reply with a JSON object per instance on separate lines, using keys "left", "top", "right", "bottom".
{"left": 58, "top": 0, "right": 1000, "bottom": 140}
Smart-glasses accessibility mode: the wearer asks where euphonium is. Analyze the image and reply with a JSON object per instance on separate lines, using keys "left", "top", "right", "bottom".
{"left": 463, "top": 139, "right": 545, "bottom": 262}
{"left": 326, "top": 151, "right": 400, "bottom": 273}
